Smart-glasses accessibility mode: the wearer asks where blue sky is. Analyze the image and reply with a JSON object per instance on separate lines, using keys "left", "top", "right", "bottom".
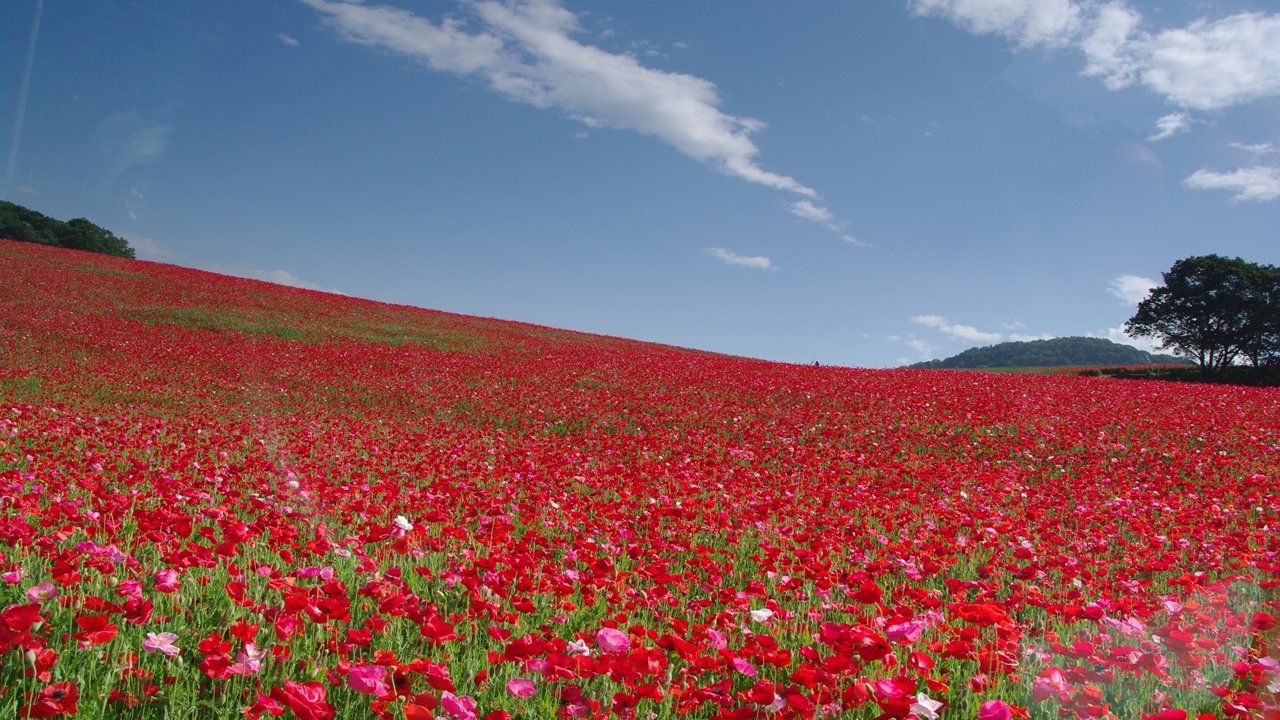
{"left": 3, "top": 0, "right": 1278, "bottom": 367}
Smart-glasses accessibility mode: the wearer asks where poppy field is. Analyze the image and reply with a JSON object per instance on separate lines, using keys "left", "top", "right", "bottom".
{"left": 1, "top": 239, "right": 1278, "bottom": 719}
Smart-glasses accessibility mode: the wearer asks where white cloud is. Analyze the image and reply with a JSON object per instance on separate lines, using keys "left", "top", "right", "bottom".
{"left": 278, "top": 33, "right": 300, "bottom": 47}
{"left": 1082, "top": 7, "right": 1280, "bottom": 112}
{"left": 703, "top": 247, "right": 774, "bottom": 270}
{"left": 786, "top": 200, "right": 869, "bottom": 246}
{"left": 1184, "top": 166, "right": 1280, "bottom": 202}
{"left": 1080, "top": 1, "right": 1144, "bottom": 87}
{"left": 890, "top": 334, "right": 938, "bottom": 363}
{"left": 203, "top": 261, "right": 342, "bottom": 293}
{"left": 908, "top": 0, "right": 1085, "bottom": 48}
{"left": 230, "top": 268, "right": 342, "bottom": 293}
{"left": 1230, "top": 141, "right": 1276, "bottom": 155}
{"left": 300, "top": 0, "right": 817, "bottom": 197}
{"left": 1096, "top": 326, "right": 1163, "bottom": 353}
{"left": 248, "top": 269, "right": 318, "bottom": 289}
{"left": 1108, "top": 273, "right": 1157, "bottom": 304}
{"left": 905, "top": 337, "right": 938, "bottom": 360}
{"left": 1147, "top": 112, "right": 1190, "bottom": 141}
{"left": 1009, "top": 332, "right": 1055, "bottom": 341}
{"left": 921, "top": 2, "right": 1280, "bottom": 115}
{"left": 911, "top": 314, "right": 1004, "bottom": 343}
{"left": 125, "top": 235, "right": 176, "bottom": 262}
{"left": 787, "top": 199, "right": 834, "bottom": 224}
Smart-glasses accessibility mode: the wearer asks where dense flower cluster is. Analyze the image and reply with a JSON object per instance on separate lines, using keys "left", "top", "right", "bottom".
{"left": 1, "top": 239, "right": 1278, "bottom": 719}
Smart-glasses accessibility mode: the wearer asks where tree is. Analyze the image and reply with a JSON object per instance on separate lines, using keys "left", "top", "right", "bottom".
{"left": 0, "top": 201, "right": 135, "bottom": 259}
{"left": 1125, "top": 255, "right": 1280, "bottom": 372}
{"left": 63, "top": 217, "right": 134, "bottom": 257}
{"left": 1240, "top": 263, "right": 1280, "bottom": 366}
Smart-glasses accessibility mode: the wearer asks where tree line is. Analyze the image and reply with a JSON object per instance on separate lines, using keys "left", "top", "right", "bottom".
{"left": 907, "top": 336, "right": 1188, "bottom": 369}
{"left": 1126, "top": 255, "right": 1280, "bottom": 372}
{"left": 0, "top": 201, "right": 135, "bottom": 259}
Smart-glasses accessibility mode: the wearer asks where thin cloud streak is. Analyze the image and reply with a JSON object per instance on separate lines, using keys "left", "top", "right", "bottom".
{"left": 702, "top": 247, "right": 774, "bottom": 270}
{"left": 786, "top": 200, "right": 869, "bottom": 246}
{"left": 1147, "top": 112, "right": 1190, "bottom": 141}
{"left": 300, "top": 0, "right": 817, "bottom": 198}
{"left": 1184, "top": 166, "right": 1280, "bottom": 203}
{"left": 911, "top": 314, "right": 1004, "bottom": 343}
{"left": 1230, "top": 142, "right": 1276, "bottom": 156}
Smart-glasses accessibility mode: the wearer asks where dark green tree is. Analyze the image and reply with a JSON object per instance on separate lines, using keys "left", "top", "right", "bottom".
{"left": 1125, "top": 255, "right": 1280, "bottom": 372}
{"left": 1238, "top": 263, "right": 1280, "bottom": 367}
{"left": 63, "top": 217, "right": 134, "bottom": 257}
{"left": 0, "top": 201, "right": 135, "bottom": 258}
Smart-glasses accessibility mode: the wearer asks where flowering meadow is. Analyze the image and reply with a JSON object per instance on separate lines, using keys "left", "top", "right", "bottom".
{"left": 1, "top": 239, "right": 1278, "bottom": 720}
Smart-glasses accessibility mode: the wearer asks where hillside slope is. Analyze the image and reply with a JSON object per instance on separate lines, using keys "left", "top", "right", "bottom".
{"left": 1, "top": 239, "right": 1278, "bottom": 719}
{"left": 907, "top": 336, "right": 1190, "bottom": 369}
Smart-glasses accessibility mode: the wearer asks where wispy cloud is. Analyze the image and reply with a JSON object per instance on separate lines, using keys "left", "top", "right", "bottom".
{"left": 913, "top": 2, "right": 1280, "bottom": 118}
{"left": 1093, "top": 326, "right": 1162, "bottom": 354}
{"left": 1147, "top": 112, "right": 1190, "bottom": 141}
{"left": 237, "top": 268, "right": 336, "bottom": 291}
{"left": 889, "top": 334, "right": 938, "bottom": 364}
{"left": 787, "top": 199, "right": 835, "bottom": 225}
{"left": 125, "top": 235, "right": 175, "bottom": 262}
{"left": 786, "top": 200, "right": 868, "bottom": 246}
{"left": 1108, "top": 273, "right": 1157, "bottom": 304}
{"left": 300, "top": 0, "right": 818, "bottom": 199}
{"left": 1230, "top": 142, "right": 1276, "bottom": 156}
{"left": 911, "top": 314, "right": 1003, "bottom": 343}
{"left": 1184, "top": 166, "right": 1280, "bottom": 203}
{"left": 204, "top": 264, "right": 342, "bottom": 293}
{"left": 905, "top": 337, "right": 937, "bottom": 361}
{"left": 209, "top": 265, "right": 343, "bottom": 293}
{"left": 909, "top": 0, "right": 1085, "bottom": 48}
{"left": 278, "top": 33, "right": 300, "bottom": 47}
{"left": 703, "top": 247, "right": 773, "bottom": 270}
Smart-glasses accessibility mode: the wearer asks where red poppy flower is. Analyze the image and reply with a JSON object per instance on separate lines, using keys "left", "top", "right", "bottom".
{"left": 20, "top": 681, "right": 79, "bottom": 718}
{"left": 270, "top": 680, "right": 335, "bottom": 720}
{"left": 72, "top": 614, "right": 118, "bottom": 646}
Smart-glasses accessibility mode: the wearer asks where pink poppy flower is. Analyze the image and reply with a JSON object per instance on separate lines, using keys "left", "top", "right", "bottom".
{"left": 506, "top": 677, "right": 536, "bottom": 698}
{"left": 142, "top": 631, "right": 181, "bottom": 657}
{"left": 706, "top": 629, "right": 728, "bottom": 650}
{"left": 886, "top": 619, "right": 926, "bottom": 644}
{"left": 347, "top": 665, "right": 390, "bottom": 696}
{"left": 154, "top": 568, "right": 180, "bottom": 594}
{"left": 227, "top": 643, "right": 266, "bottom": 676}
{"left": 440, "top": 691, "right": 477, "bottom": 720}
{"left": 978, "top": 700, "right": 1013, "bottom": 720}
{"left": 596, "top": 627, "right": 629, "bottom": 653}
{"left": 26, "top": 581, "right": 59, "bottom": 603}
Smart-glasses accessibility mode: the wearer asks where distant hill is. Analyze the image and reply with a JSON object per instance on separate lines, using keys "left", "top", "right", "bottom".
{"left": 906, "top": 337, "right": 1193, "bottom": 369}
{"left": 0, "top": 200, "right": 134, "bottom": 258}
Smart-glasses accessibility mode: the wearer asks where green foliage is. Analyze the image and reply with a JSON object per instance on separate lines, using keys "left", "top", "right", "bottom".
{"left": 1088, "top": 364, "right": 1280, "bottom": 387}
{"left": 0, "top": 200, "right": 135, "bottom": 258}
{"left": 1125, "top": 254, "right": 1280, "bottom": 372}
{"left": 906, "top": 336, "right": 1190, "bottom": 369}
